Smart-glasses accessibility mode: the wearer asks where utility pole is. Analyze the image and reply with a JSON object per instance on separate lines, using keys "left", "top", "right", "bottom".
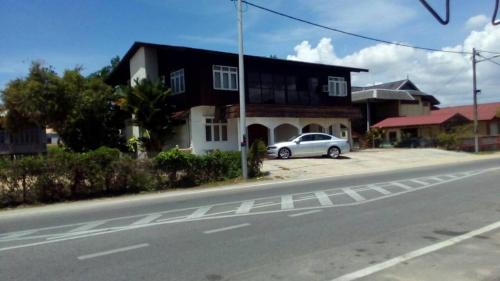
{"left": 237, "top": 0, "right": 248, "bottom": 179}
{"left": 472, "top": 48, "right": 479, "bottom": 153}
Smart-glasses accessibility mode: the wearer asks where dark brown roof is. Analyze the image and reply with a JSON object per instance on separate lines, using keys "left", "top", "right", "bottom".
{"left": 107, "top": 41, "right": 369, "bottom": 84}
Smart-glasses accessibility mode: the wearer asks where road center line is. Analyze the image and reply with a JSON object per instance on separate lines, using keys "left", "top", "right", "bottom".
{"left": 390, "top": 181, "right": 413, "bottom": 190}
{"left": 342, "top": 188, "right": 365, "bottom": 202}
{"left": 329, "top": 220, "right": 500, "bottom": 281}
{"left": 131, "top": 213, "right": 163, "bottom": 226}
{"left": 410, "top": 179, "right": 429, "bottom": 185}
{"left": 188, "top": 206, "right": 212, "bottom": 219}
{"left": 203, "top": 223, "right": 250, "bottom": 234}
{"left": 288, "top": 209, "right": 322, "bottom": 217}
{"left": 69, "top": 221, "right": 107, "bottom": 233}
{"left": 281, "top": 195, "right": 294, "bottom": 210}
{"left": 236, "top": 200, "right": 255, "bottom": 214}
{"left": 315, "top": 191, "right": 334, "bottom": 206}
{"left": 77, "top": 243, "right": 149, "bottom": 260}
{"left": 369, "top": 185, "right": 391, "bottom": 195}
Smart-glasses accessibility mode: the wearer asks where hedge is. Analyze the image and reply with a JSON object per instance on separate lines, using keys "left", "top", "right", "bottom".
{"left": 0, "top": 143, "right": 265, "bottom": 208}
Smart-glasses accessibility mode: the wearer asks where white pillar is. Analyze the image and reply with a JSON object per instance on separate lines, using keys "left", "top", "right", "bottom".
{"left": 269, "top": 127, "right": 275, "bottom": 145}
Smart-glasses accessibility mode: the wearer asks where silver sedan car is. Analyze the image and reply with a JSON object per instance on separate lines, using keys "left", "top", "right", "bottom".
{"left": 267, "top": 133, "right": 350, "bottom": 159}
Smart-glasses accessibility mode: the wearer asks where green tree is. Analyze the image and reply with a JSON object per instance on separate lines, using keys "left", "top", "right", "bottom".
{"left": 2, "top": 62, "right": 66, "bottom": 131}
{"left": 117, "top": 79, "right": 176, "bottom": 154}
{"left": 88, "top": 56, "right": 120, "bottom": 79}
{"left": 1, "top": 62, "right": 129, "bottom": 152}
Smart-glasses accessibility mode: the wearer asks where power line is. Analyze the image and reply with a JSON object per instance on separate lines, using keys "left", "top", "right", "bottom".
{"left": 238, "top": 0, "right": 500, "bottom": 56}
{"left": 478, "top": 53, "right": 500, "bottom": 67}
{"left": 239, "top": 0, "right": 470, "bottom": 55}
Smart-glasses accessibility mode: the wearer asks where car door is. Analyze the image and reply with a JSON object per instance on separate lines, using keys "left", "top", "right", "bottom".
{"left": 294, "top": 134, "right": 315, "bottom": 156}
{"left": 313, "top": 134, "right": 333, "bottom": 155}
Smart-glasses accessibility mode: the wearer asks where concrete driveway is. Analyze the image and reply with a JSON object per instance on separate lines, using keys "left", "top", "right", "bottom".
{"left": 263, "top": 148, "right": 500, "bottom": 180}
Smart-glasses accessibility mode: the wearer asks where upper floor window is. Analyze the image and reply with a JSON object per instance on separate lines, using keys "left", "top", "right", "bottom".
{"left": 170, "top": 69, "right": 185, "bottom": 94}
{"left": 328, "top": 76, "right": 347, "bottom": 97}
{"left": 213, "top": 65, "right": 238, "bottom": 91}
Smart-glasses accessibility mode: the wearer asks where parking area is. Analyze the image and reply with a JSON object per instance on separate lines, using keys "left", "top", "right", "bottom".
{"left": 263, "top": 148, "right": 500, "bottom": 180}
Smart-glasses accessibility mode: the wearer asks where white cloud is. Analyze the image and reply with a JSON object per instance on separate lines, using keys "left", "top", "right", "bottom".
{"left": 287, "top": 19, "right": 500, "bottom": 106}
{"left": 465, "top": 14, "right": 489, "bottom": 30}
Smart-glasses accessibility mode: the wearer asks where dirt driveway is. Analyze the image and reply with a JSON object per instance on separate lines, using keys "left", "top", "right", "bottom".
{"left": 262, "top": 148, "right": 500, "bottom": 180}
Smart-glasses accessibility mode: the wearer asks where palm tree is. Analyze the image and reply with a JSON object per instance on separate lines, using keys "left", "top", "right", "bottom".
{"left": 117, "top": 79, "right": 176, "bottom": 155}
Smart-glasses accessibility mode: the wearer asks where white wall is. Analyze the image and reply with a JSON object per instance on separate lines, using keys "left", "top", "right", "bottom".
{"left": 165, "top": 105, "right": 354, "bottom": 154}
{"left": 129, "top": 46, "right": 159, "bottom": 86}
{"left": 127, "top": 46, "right": 159, "bottom": 141}
{"left": 189, "top": 106, "right": 239, "bottom": 154}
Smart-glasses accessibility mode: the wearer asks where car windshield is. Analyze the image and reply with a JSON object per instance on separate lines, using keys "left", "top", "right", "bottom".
{"left": 287, "top": 135, "right": 299, "bottom": 141}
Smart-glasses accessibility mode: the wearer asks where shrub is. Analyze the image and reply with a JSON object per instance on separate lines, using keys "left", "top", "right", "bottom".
{"left": 154, "top": 148, "right": 197, "bottom": 185}
{"left": 0, "top": 146, "right": 258, "bottom": 208}
{"left": 154, "top": 148, "right": 242, "bottom": 187}
{"left": 248, "top": 140, "right": 267, "bottom": 177}
{"left": 0, "top": 156, "right": 45, "bottom": 206}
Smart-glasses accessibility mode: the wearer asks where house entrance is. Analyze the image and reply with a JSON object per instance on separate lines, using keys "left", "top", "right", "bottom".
{"left": 247, "top": 124, "right": 269, "bottom": 147}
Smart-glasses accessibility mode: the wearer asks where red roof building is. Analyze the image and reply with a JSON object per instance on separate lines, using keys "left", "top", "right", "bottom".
{"left": 371, "top": 102, "right": 500, "bottom": 146}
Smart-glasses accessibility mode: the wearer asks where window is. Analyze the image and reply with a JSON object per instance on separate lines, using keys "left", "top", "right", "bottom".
{"left": 300, "top": 135, "right": 315, "bottom": 142}
{"left": 274, "top": 75, "right": 286, "bottom": 104}
{"left": 170, "top": 69, "right": 185, "bottom": 94}
{"left": 314, "top": 134, "right": 331, "bottom": 141}
{"left": 286, "top": 76, "right": 299, "bottom": 104}
{"left": 205, "top": 118, "right": 228, "bottom": 142}
{"left": 248, "top": 72, "right": 262, "bottom": 103}
{"left": 328, "top": 76, "right": 347, "bottom": 97}
{"left": 213, "top": 65, "right": 238, "bottom": 91}
{"left": 261, "top": 73, "right": 274, "bottom": 103}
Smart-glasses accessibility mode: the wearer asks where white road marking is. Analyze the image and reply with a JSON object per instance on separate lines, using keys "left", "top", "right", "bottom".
{"left": 315, "top": 191, "right": 334, "bottom": 206}
{"left": 410, "top": 179, "right": 429, "bottom": 185}
{"left": 187, "top": 206, "right": 212, "bottom": 219}
{"left": 131, "top": 214, "right": 162, "bottom": 226}
{"left": 369, "top": 185, "right": 391, "bottom": 195}
{"left": 0, "top": 230, "right": 38, "bottom": 240}
{"left": 203, "top": 223, "right": 250, "bottom": 234}
{"left": 330, "top": 220, "right": 500, "bottom": 281}
{"left": 2, "top": 168, "right": 497, "bottom": 252}
{"left": 69, "top": 221, "right": 107, "bottom": 233}
{"left": 428, "top": 176, "right": 445, "bottom": 182}
{"left": 236, "top": 200, "right": 255, "bottom": 214}
{"left": 288, "top": 209, "right": 322, "bottom": 217}
{"left": 390, "top": 181, "right": 413, "bottom": 190}
{"left": 77, "top": 243, "right": 149, "bottom": 260}
{"left": 281, "top": 195, "right": 294, "bottom": 210}
{"left": 342, "top": 188, "right": 365, "bottom": 202}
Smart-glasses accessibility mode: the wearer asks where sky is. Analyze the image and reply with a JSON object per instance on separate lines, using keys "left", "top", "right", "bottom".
{"left": 1, "top": 0, "right": 499, "bottom": 106}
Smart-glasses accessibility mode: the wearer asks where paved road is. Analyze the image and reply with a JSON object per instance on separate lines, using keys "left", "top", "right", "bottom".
{"left": 1, "top": 159, "right": 500, "bottom": 281}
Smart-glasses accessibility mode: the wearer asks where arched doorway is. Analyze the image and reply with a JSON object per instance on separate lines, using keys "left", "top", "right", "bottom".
{"left": 274, "top": 123, "right": 299, "bottom": 143}
{"left": 302, "top": 123, "right": 324, "bottom": 133}
{"left": 247, "top": 124, "right": 270, "bottom": 147}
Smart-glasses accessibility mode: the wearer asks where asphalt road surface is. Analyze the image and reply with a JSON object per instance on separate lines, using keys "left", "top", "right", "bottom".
{"left": 1, "top": 159, "right": 500, "bottom": 281}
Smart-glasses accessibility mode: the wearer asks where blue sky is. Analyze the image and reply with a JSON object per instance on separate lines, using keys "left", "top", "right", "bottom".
{"left": 1, "top": 0, "right": 499, "bottom": 105}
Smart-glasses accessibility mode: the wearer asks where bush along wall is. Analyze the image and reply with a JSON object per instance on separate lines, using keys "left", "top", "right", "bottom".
{"left": 0, "top": 146, "right": 265, "bottom": 208}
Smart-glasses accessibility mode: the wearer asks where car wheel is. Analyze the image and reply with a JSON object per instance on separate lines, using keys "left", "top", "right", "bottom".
{"left": 278, "top": 148, "right": 291, "bottom": 159}
{"left": 328, "top": 146, "right": 340, "bottom": 159}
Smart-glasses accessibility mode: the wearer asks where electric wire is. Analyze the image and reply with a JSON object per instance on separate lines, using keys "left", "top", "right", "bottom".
{"left": 236, "top": 0, "right": 500, "bottom": 55}
{"left": 238, "top": 0, "right": 470, "bottom": 55}
{"left": 478, "top": 53, "right": 500, "bottom": 66}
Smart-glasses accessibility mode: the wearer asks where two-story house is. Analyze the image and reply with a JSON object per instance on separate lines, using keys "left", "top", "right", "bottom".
{"left": 108, "top": 42, "right": 367, "bottom": 154}
{"left": 351, "top": 79, "right": 440, "bottom": 135}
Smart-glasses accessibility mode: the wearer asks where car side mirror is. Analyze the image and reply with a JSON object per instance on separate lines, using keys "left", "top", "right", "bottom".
{"left": 294, "top": 140, "right": 300, "bottom": 144}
